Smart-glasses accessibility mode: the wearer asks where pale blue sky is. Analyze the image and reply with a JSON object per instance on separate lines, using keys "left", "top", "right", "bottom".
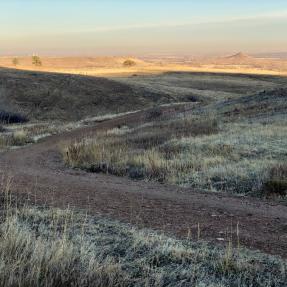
{"left": 1, "top": 0, "right": 287, "bottom": 55}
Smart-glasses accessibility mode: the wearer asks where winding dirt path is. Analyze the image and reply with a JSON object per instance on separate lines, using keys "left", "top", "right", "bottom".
{"left": 0, "top": 112, "right": 287, "bottom": 258}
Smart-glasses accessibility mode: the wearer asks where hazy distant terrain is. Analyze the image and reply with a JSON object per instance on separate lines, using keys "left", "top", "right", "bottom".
{"left": 146, "top": 52, "right": 287, "bottom": 73}
{"left": 1, "top": 53, "right": 287, "bottom": 77}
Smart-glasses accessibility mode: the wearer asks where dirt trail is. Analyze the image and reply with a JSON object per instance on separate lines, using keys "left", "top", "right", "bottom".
{"left": 0, "top": 112, "right": 287, "bottom": 258}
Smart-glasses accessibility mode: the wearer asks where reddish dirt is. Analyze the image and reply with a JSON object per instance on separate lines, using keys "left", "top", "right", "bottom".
{"left": 0, "top": 112, "right": 287, "bottom": 258}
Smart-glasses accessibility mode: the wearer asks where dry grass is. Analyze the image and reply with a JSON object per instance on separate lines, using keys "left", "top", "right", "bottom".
{"left": 0, "top": 68, "right": 182, "bottom": 122}
{"left": 43, "top": 71, "right": 284, "bottom": 198}
{"left": 164, "top": 122, "right": 287, "bottom": 194}
{"left": 1, "top": 56, "right": 287, "bottom": 77}
{"left": 0, "top": 122, "right": 61, "bottom": 149}
{"left": 0, "top": 129, "right": 32, "bottom": 148}
{"left": 63, "top": 109, "right": 287, "bottom": 197}
{"left": 0, "top": 186, "right": 286, "bottom": 287}
{"left": 0, "top": 110, "right": 28, "bottom": 124}
{"left": 63, "top": 116, "right": 219, "bottom": 181}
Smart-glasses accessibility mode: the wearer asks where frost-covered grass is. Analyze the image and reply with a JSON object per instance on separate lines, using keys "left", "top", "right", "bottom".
{"left": 63, "top": 113, "right": 287, "bottom": 197}
{"left": 0, "top": 122, "right": 61, "bottom": 149}
{"left": 0, "top": 110, "right": 142, "bottom": 150}
{"left": 0, "top": 129, "right": 33, "bottom": 148}
{"left": 163, "top": 122, "right": 287, "bottom": 194}
{"left": 0, "top": 205, "right": 286, "bottom": 287}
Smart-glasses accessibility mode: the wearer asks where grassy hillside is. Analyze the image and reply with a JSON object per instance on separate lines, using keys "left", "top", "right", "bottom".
{"left": 63, "top": 73, "right": 287, "bottom": 198}
{"left": 1, "top": 69, "right": 285, "bottom": 123}
{"left": 115, "top": 72, "right": 283, "bottom": 103}
{"left": 0, "top": 68, "right": 174, "bottom": 122}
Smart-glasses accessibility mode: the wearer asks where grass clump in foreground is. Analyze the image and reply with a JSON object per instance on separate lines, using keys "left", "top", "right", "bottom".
{"left": 0, "top": 129, "right": 33, "bottom": 148}
{"left": 0, "top": 205, "right": 286, "bottom": 286}
{"left": 0, "top": 121, "right": 73, "bottom": 150}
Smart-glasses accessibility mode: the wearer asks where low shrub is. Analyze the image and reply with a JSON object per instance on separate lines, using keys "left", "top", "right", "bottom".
{"left": 263, "top": 180, "right": 287, "bottom": 197}
{"left": 0, "top": 130, "right": 32, "bottom": 147}
{"left": 128, "top": 131, "right": 169, "bottom": 149}
{"left": 263, "top": 164, "right": 287, "bottom": 198}
{"left": 11, "top": 130, "right": 32, "bottom": 146}
{"left": 145, "top": 107, "right": 163, "bottom": 120}
{"left": 169, "top": 117, "right": 219, "bottom": 137}
{"left": 0, "top": 110, "right": 28, "bottom": 124}
{"left": 269, "top": 164, "right": 287, "bottom": 179}
{"left": 123, "top": 59, "right": 136, "bottom": 67}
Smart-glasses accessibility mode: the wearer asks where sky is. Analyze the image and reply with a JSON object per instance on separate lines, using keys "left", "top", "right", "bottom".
{"left": 1, "top": 0, "right": 287, "bottom": 56}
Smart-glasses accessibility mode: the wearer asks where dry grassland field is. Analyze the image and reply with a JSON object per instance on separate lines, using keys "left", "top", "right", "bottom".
{"left": 0, "top": 56, "right": 287, "bottom": 286}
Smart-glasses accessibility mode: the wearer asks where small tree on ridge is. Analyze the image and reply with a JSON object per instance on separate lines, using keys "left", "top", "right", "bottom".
{"left": 12, "top": 57, "right": 19, "bottom": 66}
{"left": 32, "top": 55, "right": 42, "bottom": 66}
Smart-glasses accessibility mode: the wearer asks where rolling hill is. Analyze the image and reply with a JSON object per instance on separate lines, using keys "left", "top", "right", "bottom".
{"left": 0, "top": 68, "right": 171, "bottom": 122}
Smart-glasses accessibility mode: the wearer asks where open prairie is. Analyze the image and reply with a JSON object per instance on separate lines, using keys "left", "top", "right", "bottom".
{"left": 1, "top": 53, "right": 287, "bottom": 77}
{"left": 2, "top": 1, "right": 287, "bottom": 284}
{"left": 0, "top": 58, "right": 287, "bottom": 286}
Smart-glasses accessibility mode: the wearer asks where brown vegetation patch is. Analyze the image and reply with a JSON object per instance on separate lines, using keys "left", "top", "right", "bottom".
{"left": 263, "top": 164, "right": 287, "bottom": 198}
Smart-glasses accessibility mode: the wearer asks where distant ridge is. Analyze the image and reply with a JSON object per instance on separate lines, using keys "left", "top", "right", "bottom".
{"left": 0, "top": 56, "right": 148, "bottom": 70}
{"left": 207, "top": 52, "right": 258, "bottom": 65}
{"left": 225, "top": 52, "right": 252, "bottom": 60}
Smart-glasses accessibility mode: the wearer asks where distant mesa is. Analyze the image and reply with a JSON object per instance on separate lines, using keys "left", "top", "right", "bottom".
{"left": 226, "top": 52, "right": 252, "bottom": 60}
{"left": 210, "top": 52, "right": 258, "bottom": 65}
